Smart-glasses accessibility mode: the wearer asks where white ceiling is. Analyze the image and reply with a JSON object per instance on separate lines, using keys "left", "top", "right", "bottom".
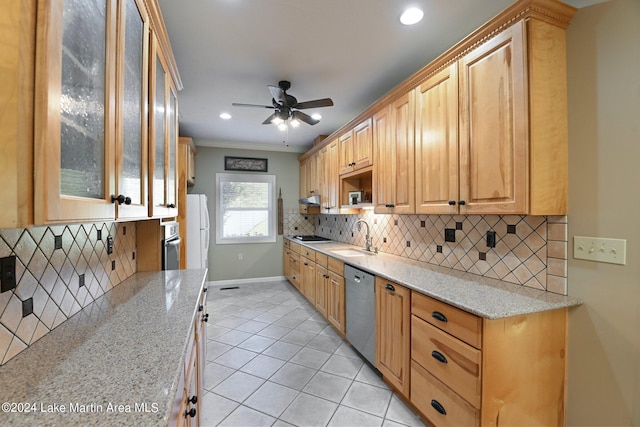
{"left": 158, "top": 0, "right": 597, "bottom": 153}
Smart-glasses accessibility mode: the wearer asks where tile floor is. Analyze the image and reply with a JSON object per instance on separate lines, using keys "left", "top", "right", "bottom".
{"left": 201, "top": 279, "right": 427, "bottom": 427}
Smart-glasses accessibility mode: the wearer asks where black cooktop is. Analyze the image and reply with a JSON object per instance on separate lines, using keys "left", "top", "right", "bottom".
{"left": 293, "top": 235, "right": 332, "bottom": 242}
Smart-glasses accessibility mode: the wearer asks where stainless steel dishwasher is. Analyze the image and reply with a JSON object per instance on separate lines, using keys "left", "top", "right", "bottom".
{"left": 345, "top": 264, "right": 376, "bottom": 366}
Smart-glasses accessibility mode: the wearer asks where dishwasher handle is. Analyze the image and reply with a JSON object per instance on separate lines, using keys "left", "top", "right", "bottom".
{"left": 354, "top": 275, "right": 361, "bottom": 283}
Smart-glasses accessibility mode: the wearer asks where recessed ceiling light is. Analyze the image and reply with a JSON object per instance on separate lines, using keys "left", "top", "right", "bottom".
{"left": 219, "top": 112, "right": 231, "bottom": 120}
{"left": 311, "top": 113, "right": 322, "bottom": 121}
{"left": 400, "top": 7, "right": 424, "bottom": 25}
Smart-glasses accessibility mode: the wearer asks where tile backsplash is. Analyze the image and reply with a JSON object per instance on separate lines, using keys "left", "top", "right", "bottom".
{"left": 282, "top": 208, "right": 315, "bottom": 236}
{"left": 0, "top": 222, "right": 137, "bottom": 365}
{"left": 314, "top": 211, "right": 568, "bottom": 295}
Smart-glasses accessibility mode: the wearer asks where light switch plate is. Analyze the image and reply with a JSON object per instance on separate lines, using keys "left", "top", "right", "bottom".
{"left": 573, "top": 236, "right": 626, "bottom": 265}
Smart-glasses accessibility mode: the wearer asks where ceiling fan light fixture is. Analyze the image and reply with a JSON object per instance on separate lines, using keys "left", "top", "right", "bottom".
{"left": 272, "top": 117, "right": 284, "bottom": 125}
{"left": 290, "top": 119, "right": 300, "bottom": 128}
{"left": 278, "top": 123, "right": 288, "bottom": 131}
{"left": 400, "top": 7, "right": 424, "bottom": 25}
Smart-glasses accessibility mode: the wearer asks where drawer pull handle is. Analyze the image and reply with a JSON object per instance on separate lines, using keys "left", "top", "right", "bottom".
{"left": 431, "top": 350, "right": 448, "bottom": 364}
{"left": 385, "top": 284, "right": 395, "bottom": 292}
{"left": 431, "top": 311, "right": 448, "bottom": 323}
{"left": 431, "top": 399, "right": 446, "bottom": 415}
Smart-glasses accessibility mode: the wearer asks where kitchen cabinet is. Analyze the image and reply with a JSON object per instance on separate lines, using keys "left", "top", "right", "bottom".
{"left": 338, "top": 118, "right": 373, "bottom": 175}
{"left": 314, "top": 253, "right": 329, "bottom": 318}
{"left": 148, "top": 31, "right": 178, "bottom": 218}
{"left": 178, "top": 137, "right": 195, "bottom": 268}
{"left": 410, "top": 290, "right": 568, "bottom": 426}
{"left": 415, "top": 64, "right": 459, "bottom": 215}
{"left": 0, "top": 0, "right": 35, "bottom": 228}
{"left": 180, "top": 137, "right": 197, "bottom": 187}
{"left": 373, "top": 91, "right": 415, "bottom": 214}
{"left": 375, "top": 277, "right": 411, "bottom": 398}
{"left": 32, "top": 0, "right": 180, "bottom": 224}
{"left": 326, "top": 257, "right": 345, "bottom": 335}
{"left": 299, "top": 153, "right": 320, "bottom": 214}
{"left": 318, "top": 139, "right": 340, "bottom": 214}
{"left": 300, "top": 248, "right": 316, "bottom": 305}
{"left": 172, "top": 284, "right": 207, "bottom": 426}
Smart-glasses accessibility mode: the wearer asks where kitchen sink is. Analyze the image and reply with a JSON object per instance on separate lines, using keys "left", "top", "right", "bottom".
{"left": 331, "top": 249, "right": 376, "bottom": 257}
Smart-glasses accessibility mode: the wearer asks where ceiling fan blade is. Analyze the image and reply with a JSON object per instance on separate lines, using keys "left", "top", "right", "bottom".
{"left": 292, "top": 110, "right": 319, "bottom": 125}
{"left": 293, "top": 98, "right": 334, "bottom": 109}
{"left": 268, "top": 85, "right": 288, "bottom": 106}
{"left": 262, "top": 113, "right": 277, "bottom": 125}
{"left": 232, "top": 102, "right": 275, "bottom": 109}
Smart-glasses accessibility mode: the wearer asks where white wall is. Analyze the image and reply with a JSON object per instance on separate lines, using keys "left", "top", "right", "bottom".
{"left": 565, "top": 1, "right": 640, "bottom": 424}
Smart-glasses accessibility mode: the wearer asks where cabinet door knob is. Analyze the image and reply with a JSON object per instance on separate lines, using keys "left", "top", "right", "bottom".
{"left": 430, "top": 399, "right": 446, "bottom": 415}
{"left": 458, "top": 200, "right": 466, "bottom": 206}
{"left": 385, "top": 204, "right": 395, "bottom": 208}
{"left": 203, "top": 314, "right": 209, "bottom": 322}
{"left": 385, "top": 284, "right": 395, "bottom": 292}
{"left": 431, "top": 311, "right": 448, "bottom": 323}
{"left": 448, "top": 200, "right": 456, "bottom": 206}
{"left": 187, "top": 395, "right": 198, "bottom": 404}
{"left": 431, "top": 350, "right": 448, "bottom": 364}
{"left": 198, "top": 304, "right": 204, "bottom": 312}
{"left": 111, "top": 194, "right": 128, "bottom": 205}
{"left": 167, "top": 203, "right": 176, "bottom": 208}
{"left": 184, "top": 408, "right": 197, "bottom": 418}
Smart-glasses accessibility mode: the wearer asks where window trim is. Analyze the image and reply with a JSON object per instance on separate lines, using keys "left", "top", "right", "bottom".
{"left": 215, "top": 173, "right": 276, "bottom": 244}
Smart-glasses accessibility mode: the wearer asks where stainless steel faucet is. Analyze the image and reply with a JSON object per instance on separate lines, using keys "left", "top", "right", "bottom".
{"left": 353, "top": 219, "right": 373, "bottom": 252}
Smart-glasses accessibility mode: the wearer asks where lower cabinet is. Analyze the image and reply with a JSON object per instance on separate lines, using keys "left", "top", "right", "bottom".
{"left": 300, "top": 249, "right": 316, "bottom": 305}
{"left": 315, "top": 253, "right": 329, "bottom": 318}
{"left": 171, "top": 285, "right": 207, "bottom": 426}
{"left": 375, "top": 277, "right": 411, "bottom": 398}
{"left": 326, "top": 258, "right": 346, "bottom": 335}
{"left": 410, "top": 290, "right": 568, "bottom": 426}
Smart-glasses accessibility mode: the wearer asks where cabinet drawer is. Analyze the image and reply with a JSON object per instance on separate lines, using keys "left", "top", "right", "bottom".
{"left": 328, "top": 256, "right": 344, "bottom": 274}
{"left": 315, "top": 252, "right": 328, "bottom": 268}
{"left": 411, "top": 360, "right": 479, "bottom": 427}
{"left": 301, "top": 247, "right": 316, "bottom": 261}
{"left": 412, "top": 291, "right": 482, "bottom": 349}
{"left": 284, "top": 239, "right": 290, "bottom": 249}
{"left": 411, "top": 315, "right": 481, "bottom": 408}
{"left": 290, "top": 242, "right": 301, "bottom": 254}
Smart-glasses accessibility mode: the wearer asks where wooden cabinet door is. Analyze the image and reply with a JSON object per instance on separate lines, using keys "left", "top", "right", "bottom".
{"left": 459, "top": 21, "right": 528, "bottom": 214}
{"left": 374, "top": 92, "right": 415, "bottom": 214}
{"left": 375, "top": 277, "right": 410, "bottom": 397}
{"left": 283, "top": 247, "right": 292, "bottom": 281}
{"left": 315, "top": 264, "right": 328, "bottom": 318}
{"left": 391, "top": 91, "right": 416, "bottom": 214}
{"left": 338, "top": 131, "right": 353, "bottom": 175}
{"left": 299, "top": 158, "right": 309, "bottom": 199}
{"left": 415, "top": 63, "right": 459, "bottom": 215}
{"left": 353, "top": 118, "right": 373, "bottom": 170}
{"left": 320, "top": 139, "right": 339, "bottom": 213}
{"left": 301, "top": 257, "right": 316, "bottom": 305}
{"left": 327, "top": 271, "right": 345, "bottom": 334}
{"left": 34, "top": 0, "right": 117, "bottom": 224}
{"left": 373, "top": 105, "right": 392, "bottom": 212}
{"left": 115, "top": 0, "right": 149, "bottom": 219}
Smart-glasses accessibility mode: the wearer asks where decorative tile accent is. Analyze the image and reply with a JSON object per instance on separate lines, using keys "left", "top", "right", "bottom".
{"left": 282, "top": 209, "right": 315, "bottom": 236}
{"left": 0, "top": 222, "right": 137, "bottom": 365}
{"left": 313, "top": 212, "right": 569, "bottom": 295}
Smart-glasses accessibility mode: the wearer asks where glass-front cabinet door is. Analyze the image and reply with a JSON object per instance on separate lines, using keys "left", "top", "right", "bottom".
{"left": 35, "top": 0, "right": 117, "bottom": 223}
{"left": 149, "top": 31, "right": 178, "bottom": 218}
{"left": 114, "top": 0, "right": 149, "bottom": 219}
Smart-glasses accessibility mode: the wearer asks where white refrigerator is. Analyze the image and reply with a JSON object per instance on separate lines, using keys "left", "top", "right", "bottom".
{"left": 186, "top": 194, "right": 210, "bottom": 269}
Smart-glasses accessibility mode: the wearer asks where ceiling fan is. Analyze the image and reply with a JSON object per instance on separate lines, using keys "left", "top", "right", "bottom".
{"left": 232, "top": 80, "right": 333, "bottom": 126}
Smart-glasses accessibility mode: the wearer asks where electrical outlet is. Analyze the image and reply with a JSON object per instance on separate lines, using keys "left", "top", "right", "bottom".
{"left": 444, "top": 228, "right": 456, "bottom": 242}
{"left": 107, "top": 236, "right": 114, "bottom": 255}
{"left": 1, "top": 255, "right": 17, "bottom": 293}
{"left": 574, "top": 236, "right": 626, "bottom": 265}
{"left": 486, "top": 231, "right": 496, "bottom": 248}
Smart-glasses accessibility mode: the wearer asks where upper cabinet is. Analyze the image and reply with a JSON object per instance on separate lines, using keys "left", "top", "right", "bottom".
{"left": 374, "top": 91, "right": 415, "bottom": 214}
{"left": 319, "top": 139, "right": 340, "bottom": 214}
{"left": 2, "top": 0, "right": 180, "bottom": 227}
{"left": 299, "top": 0, "right": 574, "bottom": 217}
{"left": 415, "top": 64, "right": 459, "bottom": 215}
{"left": 338, "top": 118, "right": 372, "bottom": 175}
{"left": 34, "top": 0, "right": 118, "bottom": 224}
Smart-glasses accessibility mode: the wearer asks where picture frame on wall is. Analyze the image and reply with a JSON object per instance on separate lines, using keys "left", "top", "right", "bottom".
{"left": 224, "top": 156, "right": 268, "bottom": 172}
{"left": 348, "top": 191, "right": 363, "bottom": 205}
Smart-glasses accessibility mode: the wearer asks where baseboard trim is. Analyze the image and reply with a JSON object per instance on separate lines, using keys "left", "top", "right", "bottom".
{"left": 207, "top": 276, "right": 286, "bottom": 287}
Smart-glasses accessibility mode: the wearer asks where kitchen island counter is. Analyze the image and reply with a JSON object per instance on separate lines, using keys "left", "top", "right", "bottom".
{"left": 0, "top": 269, "right": 207, "bottom": 426}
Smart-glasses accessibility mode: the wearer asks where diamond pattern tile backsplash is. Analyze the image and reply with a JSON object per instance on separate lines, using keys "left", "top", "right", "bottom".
{"left": 314, "top": 211, "right": 568, "bottom": 295}
{"left": 0, "top": 222, "right": 137, "bottom": 365}
{"left": 283, "top": 209, "right": 316, "bottom": 236}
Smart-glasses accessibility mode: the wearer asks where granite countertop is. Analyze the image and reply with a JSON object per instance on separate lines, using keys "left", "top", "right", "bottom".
{"left": 0, "top": 269, "right": 207, "bottom": 427}
{"left": 287, "top": 237, "right": 582, "bottom": 319}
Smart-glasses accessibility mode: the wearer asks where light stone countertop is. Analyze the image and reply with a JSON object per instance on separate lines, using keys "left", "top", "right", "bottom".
{"left": 288, "top": 237, "right": 582, "bottom": 318}
{"left": 0, "top": 269, "right": 207, "bottom": 427}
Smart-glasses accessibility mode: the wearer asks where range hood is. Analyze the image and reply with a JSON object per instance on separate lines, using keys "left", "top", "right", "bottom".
{"left": 298, "top": 195, "right": 321, "bottom": 206}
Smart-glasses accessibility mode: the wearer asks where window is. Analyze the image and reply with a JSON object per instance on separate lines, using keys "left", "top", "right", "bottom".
{"left": 216, "top": 173, "right": 276, "bottom": 244}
